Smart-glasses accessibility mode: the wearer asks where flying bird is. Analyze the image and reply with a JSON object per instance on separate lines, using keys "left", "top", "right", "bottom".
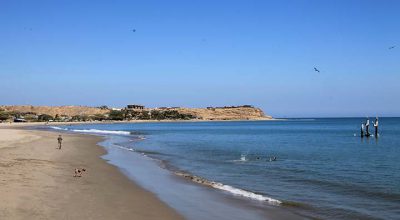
{"left": 132, "top": 29, "right": 136, "bottom": 32}
{"left": 388, "top": 45, "right": 396, "bottom": 49}
{"left": 314, "top": 67, "right": 320, "bottom": 73}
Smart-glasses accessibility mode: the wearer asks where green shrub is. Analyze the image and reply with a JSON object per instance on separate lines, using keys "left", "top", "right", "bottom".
{"left": 71, "top": 115, "right": 90, "bottom": 121}
{"left": 23, "top": 114, "right": 39, "bottom": 121}
{"left": 108, "top": 110, "right": 124, "bottom": 120}
{"left": 0, "top": 112, "right": 11, "bottom": 121}
{"left": 92, "top": 114, "right": 107, "bottom": 121}
{"left": 38, "top": 114, "right": 54, "bottom": 122}
{"left": 138, "top": 111, "right": 151, "bottom": 120}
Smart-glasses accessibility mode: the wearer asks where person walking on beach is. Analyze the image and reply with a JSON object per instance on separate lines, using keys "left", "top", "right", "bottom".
{"left": 57, "top": 135, "right": 63, "bottom": 149}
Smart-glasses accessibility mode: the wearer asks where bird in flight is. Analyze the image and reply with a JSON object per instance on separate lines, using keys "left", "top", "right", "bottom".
{"left": 314, "top": 67, "right": 320, "bottom": 73}
{"left": 389, "top": 45, "right": 396, "bottom": 49}
{"left": 132, "top": 29, "right": 136, "bottom": 32}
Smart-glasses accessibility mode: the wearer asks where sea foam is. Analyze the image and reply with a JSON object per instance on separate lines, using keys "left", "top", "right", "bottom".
{"left": 212, "top": 183, "right": 282, "bottom": 204}
{"left": 49, "top": 126, "right": 131, "bottom": 135}
{"left": 49, "top": 126, "right": 68, "bottom": 131}
{"left": 71, "top": 129, "right": 131, "bottom": 135}
{"left": 175, "top": 171, "right": 282, "bottom": 205}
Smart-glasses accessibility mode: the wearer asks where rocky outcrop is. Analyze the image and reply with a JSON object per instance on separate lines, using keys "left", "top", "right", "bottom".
{"left": 1, "top": 105, "right": 272, "bottom": 121}
{"left": 1, "top": 105, "right": 109, "bottom": 117}
{"left": 175, "top": 106, "right": 272, "bottom": 120}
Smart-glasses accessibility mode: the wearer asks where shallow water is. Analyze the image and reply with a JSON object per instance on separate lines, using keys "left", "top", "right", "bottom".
{"left": 99, "top": 135, "right": 301, "bottom": 220}
{"left": 51, "top": 118, "right": 400, "bottom": 220}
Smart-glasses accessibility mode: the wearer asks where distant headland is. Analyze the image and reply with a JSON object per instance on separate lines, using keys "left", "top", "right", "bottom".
{"left": 0, "top": 105, "right": 272, "bottom": 123}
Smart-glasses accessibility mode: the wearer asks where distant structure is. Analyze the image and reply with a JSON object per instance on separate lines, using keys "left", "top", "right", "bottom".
{"left": 360, "top": 117, "right": 379, "bottom": 138}
{"left": 373, "top": 117, "right": 379, "bottom": 137}
{"left": 360, "top": 123, "right": 365, "bottom": 137}
{"left": 126, "top": 104, "right": 144, "bottom": 110}
{"left": 365, "top": 117, "right": 370, "bottom": 137}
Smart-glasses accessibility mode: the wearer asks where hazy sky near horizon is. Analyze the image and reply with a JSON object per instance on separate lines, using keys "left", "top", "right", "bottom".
{"left": 1, "top": 0, "right": 399, "bottom": 117}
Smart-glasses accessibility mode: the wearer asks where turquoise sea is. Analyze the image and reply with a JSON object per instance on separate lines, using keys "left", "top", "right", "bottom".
{"left": 48, "top": 118, "right": 400, "bottom": 220}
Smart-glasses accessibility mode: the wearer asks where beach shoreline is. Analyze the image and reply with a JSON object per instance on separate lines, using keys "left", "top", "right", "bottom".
{"left": 0, "top": 122, "right": 307, "bottom": 220}
{"left": 0, "top": 126, "right": 183, "bottom": 219}
{"left": 0, "top": 117, "right": 279, "bottom": 127}
{"left": 97, "top": 133, "right": 305, "bottom": 220}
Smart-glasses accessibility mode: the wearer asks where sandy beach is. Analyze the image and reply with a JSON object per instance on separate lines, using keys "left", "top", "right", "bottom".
{"left": 0, "top": 125, "right": 183, "bottom": 220}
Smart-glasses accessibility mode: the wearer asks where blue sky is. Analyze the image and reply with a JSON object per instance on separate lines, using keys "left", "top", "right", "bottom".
{"left": 1, "top": 0, "right": 399, "bottom": 117}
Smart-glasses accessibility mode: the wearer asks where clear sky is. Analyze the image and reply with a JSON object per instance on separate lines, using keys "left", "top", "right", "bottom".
{"left": 1, "top": 0, "right": 399, "bottom": 117}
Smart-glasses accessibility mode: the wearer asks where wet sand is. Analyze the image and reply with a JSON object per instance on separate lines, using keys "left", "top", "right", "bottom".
{"left": 0, "top": 126, "right": 183, "bottom": 220}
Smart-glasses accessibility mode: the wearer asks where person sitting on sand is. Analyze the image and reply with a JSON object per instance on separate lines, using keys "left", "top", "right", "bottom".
{"left": 57, "top": 135, "right": 63, "bottom": 149}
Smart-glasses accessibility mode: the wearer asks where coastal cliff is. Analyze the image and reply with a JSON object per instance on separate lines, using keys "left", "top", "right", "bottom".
{"left": 176, "top": 107, "right": 271, "bottom": 120}
{"left": 0, "top": 105, "right": 272, "bottom": 121}
{"left": 1, "top": 105, "right": 109, "bottom": 117}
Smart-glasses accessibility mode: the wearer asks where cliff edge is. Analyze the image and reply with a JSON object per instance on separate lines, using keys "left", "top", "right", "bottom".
{"left": 0, "top": 105, "right": 272, "bottom": 121}
{"left": 175, "top": 107, "right": 271, "bottom": 120}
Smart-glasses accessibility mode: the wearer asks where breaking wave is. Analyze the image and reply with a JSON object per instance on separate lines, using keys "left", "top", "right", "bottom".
{"left": 49, "top": 126, "right": 68, "bottom": 131}
{"left": 49, "top": 126, "right": 131, "bottom": 135}
{"left": 175, "top": 171, "right": 282, "bottom": 205}
{"left": 71, "top": 129, "right": 131, "bottom": 135}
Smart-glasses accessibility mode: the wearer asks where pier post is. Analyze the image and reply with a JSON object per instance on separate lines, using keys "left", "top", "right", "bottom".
{"left": 365, "top": 118, "right": 370, "bottom": 137}
{"left": 361, "top": 123, "right": 364, "bottom": 138}
{"left": 374, "top": 117, "right": 379, "bottom": 137}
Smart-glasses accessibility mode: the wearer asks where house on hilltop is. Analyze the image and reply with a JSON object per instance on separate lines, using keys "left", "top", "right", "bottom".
{"left": 126, "top": 104, "right": 145, "bottom": 110}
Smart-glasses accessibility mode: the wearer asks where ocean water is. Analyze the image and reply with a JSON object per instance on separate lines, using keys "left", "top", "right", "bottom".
{"left": 50, "top": 118, "right": 400, "bottom": 220}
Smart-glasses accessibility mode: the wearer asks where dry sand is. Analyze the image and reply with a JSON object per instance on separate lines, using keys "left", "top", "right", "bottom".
{"left": 0, "top": 126, "right": 183, "bottom": 220}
